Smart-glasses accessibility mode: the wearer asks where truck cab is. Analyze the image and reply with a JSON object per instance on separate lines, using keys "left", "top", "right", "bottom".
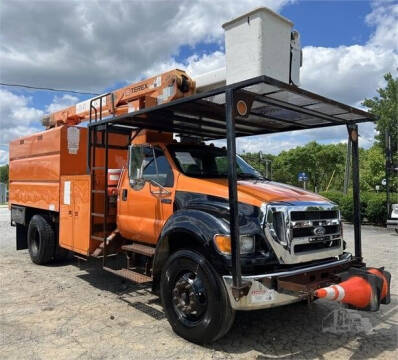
{"left": 118, "top": 130, "right": 344, "bottom": 269}
{"left": 117, "top": 132, "right": 344, "bottom": 264}
{"left": 110, "top": 130, "right": 351, "bottom": 340}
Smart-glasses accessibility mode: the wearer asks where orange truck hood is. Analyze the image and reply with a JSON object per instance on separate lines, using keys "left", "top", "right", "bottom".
{"left": 176, "top": 176, "right": 329, "bottom": 207}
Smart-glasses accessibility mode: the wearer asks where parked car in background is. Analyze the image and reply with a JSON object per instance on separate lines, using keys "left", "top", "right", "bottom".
{"left": 387, "top": 204, "right": 398, "bottom": 234}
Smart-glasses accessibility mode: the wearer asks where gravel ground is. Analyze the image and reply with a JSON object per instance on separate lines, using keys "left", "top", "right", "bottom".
{"left": 0, "top": 207, "right": 397, "bottom": 360}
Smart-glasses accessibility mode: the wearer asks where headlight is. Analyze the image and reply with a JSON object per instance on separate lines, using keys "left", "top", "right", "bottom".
{"left": 213, "top": 234, "right": 255, "bottom": 255}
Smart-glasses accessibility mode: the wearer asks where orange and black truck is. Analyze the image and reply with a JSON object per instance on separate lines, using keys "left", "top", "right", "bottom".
{"left": 8, "top": 67, "right": 391, "bottom": 343}
{"left": 7, "top": 8, "right": 392, "bottom": 343}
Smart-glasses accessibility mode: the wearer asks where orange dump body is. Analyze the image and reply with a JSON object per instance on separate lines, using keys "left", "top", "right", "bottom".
{"left": 9, "top": 125, "right": 128, "bottom": 255}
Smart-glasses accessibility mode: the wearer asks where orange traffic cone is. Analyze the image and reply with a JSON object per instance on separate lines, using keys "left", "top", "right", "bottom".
{"left": 367, "top": 268, "right": 388, "bottom": 301}
{"left": 314, "top": 276, "right": 372, "bottom": 309}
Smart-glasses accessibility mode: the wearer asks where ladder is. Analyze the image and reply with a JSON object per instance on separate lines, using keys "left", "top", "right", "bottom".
{"left": 88, "top": 93, "right": 114, "bottom": 264}
{"left": 87, "top": 94, "right": 154, "bottom": 283}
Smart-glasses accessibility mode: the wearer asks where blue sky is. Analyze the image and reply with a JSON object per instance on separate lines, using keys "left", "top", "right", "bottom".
{"left": 1, "top": 0, "right": 397, "bottom": 163}
{"left": 176, "top": 0, "right": 374, "bottom": 61}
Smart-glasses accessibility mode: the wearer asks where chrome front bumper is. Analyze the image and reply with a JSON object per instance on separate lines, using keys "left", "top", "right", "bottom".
{"left": 222, "top": 255, "right": 352, "bottom": 310}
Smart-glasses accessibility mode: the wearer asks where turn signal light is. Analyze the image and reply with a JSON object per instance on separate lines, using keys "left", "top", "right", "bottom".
{"left": 214, "top": 235, "right": 231, "bottom": 254}
{"left": 214, "top": 234, "right": 255, "bottom": 254}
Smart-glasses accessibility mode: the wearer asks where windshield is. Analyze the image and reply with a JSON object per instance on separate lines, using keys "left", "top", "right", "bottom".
{"left": 168, "top": 144, "right": 264, "bottom": 179}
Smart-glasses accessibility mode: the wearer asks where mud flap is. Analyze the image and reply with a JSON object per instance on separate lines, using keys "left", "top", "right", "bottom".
{"left": 16, "top": 224, "right": 28, "bottom": 250}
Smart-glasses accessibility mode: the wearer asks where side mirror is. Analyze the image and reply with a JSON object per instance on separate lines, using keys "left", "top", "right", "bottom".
{"left": 130, "top": 177, "right": 145, "bottom": 190}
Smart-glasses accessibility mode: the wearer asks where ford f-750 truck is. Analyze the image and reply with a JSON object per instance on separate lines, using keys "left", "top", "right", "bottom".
{"left": 8, "top": 7, "right": 391, "bottom": 344}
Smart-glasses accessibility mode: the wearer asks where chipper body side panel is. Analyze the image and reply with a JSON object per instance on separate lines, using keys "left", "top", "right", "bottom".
{"left": 9, "top": 126, "right": 88, "bottom": 212}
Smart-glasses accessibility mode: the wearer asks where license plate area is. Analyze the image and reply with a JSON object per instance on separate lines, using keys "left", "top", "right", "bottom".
{"left": 309, "top": 235, "right": 331, "bottom": 243}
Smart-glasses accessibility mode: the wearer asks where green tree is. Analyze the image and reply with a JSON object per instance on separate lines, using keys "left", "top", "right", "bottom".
{"left": 0, "top": 164, "right": 9, "bottom": 184}
{"left": 240, "top": 142, "right": 386, "bottom": 193}
{"left": 363, "top": 72, "right": 398, "bottom": 151}
{"left": 359, "top": 145, "right": 386, "bottom": 191}
{"left": 241, "top": 152, "right": 275, "bottom": 178}
{"left": 264, "top": 142, "right": 346, "bottom": 192}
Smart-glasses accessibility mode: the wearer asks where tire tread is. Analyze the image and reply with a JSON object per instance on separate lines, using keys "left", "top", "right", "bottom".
{"left": 28, "top": 215, "right": 56, "bottom": 265}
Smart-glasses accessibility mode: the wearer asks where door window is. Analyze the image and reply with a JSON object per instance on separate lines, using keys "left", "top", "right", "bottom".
{"left": 129, "top": 146, "right": 174, "bottom": 188}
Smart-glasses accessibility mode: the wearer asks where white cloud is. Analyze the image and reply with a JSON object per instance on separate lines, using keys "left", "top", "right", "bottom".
{"left": 0, "top": 89, "right": 44, "bottom": 150}
{"left": 1, "top": 0, "right": 396, "bottom": 163}
{"left": 46, "top": 94, "right": 79, "bottom": 113}
{"left": 0, "top": 0, "right": 290, "bottom": 91}
{"left": 0, "top": 149, "right": 8, "bottom": 164}
{"left": 0, "top": 90, "right": 43, "bottom": 126}
{"left": 0, "top": 91, "right": 82, "bottom": 164}
{"left": 300, "top": 44, "right": 397, "bottom": 107}
{"left": 235, "top": 122, "right": 376, "bottom": 155}
{"left": 299, "top": 1, "right": 397, "bottom": 107}
{"left": 235, "top": 1, "right": 398, "bottom": 154}
{"left": 142, "top": 51, "right": 226, "bottom": 79}
{"left": 366, "top": 1, "right": 398, "bottom": 50}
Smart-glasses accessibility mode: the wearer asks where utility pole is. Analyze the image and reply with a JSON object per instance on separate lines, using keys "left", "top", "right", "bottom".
{"left": 259, "top": 151, "right": 272, "bottom": 180}
{"left": 343, "top": 138, "right": 352, "bottom": 194}
{"left": 385, "top": 131, "right": 392, "bottom": 218}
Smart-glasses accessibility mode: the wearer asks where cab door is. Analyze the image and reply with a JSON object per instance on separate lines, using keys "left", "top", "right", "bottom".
{"left": 117, "top": 145, "right": 175, "bottom": 244}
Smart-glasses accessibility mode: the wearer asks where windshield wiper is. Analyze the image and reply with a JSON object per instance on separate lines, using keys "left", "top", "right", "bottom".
{"left": 238, "top": 173, "right": 268, "bottom": 181}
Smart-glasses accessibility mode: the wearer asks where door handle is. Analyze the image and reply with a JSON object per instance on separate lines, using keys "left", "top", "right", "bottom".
{"left": 122, "top": 189, "right": 128, "bottom": 201}
{"left": 68, "top": 210, "right": 72, "bottom": 216}
{"left": 161, "top": 198, "right": 172, "bottom": 204}
{"left": 74, "top": 211, "right": 78, "bottom": 216}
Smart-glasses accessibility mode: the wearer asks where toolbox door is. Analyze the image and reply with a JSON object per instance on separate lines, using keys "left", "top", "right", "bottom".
{"left": 59, "top": 178, "right": 74, "bottom": 250}
{"left": 59, "top": 175, "right": 91, "bottom": 255}
{"left": 71, "top": 177, "right": 91, "bottom": 254}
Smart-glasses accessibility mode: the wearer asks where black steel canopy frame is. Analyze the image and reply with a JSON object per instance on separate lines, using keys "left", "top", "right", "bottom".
{"left": 88, "top": 75, "right": 374, "bottom": 300}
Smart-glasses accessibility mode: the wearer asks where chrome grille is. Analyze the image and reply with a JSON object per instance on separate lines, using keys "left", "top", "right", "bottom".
{"left": 290, "top": 210, "right": 338, "bottom": 221}
{"left": 292, "top": 224, "right": 340, "bottom": 238}
{"left": 262, "top": 201, "right": 343, "bottom": 264}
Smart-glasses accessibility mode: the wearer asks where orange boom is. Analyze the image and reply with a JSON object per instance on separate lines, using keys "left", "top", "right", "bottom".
{"left": 41, "top": 69, "right": 195, "bottom": 128}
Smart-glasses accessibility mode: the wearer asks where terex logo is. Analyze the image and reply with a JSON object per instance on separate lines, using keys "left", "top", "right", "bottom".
{"left": 313, "top": 226, "right": 326, "bottom": 236}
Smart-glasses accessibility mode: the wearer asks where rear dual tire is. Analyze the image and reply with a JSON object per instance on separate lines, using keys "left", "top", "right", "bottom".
{"left": 27, "top": 214, "right": 68, "bottom": 264}
{"left": 160, "top": 249, "right": 235, "bottom": 344}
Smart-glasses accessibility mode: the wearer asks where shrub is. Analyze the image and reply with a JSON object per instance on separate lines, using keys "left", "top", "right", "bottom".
{"left": 326, "top": 192, "right": 367, "bottom": 223}
{"left": 339, "top": 194, "right": 355, "bottom": 222}
{"left": 319, "top": 190, "right": 390, "bottom": 224}
{"left": 366, "top": 193, "right": 387, "bottom": 225}
{"left": 319, "top": 190, "right": 344, "bottom": 205}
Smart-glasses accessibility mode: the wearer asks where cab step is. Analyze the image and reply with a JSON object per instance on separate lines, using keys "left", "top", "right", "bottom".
{"left": 121, "top": 243, "right": 156, "bottom": 257}
{"left": 103, "top": 266, "right": 152, "bottom": 283}
{"left": 73, "top": 254, "right": 88, "bottom": 262}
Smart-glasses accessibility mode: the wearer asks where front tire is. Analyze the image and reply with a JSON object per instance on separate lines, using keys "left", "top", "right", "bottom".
{"left": 27, "top": 215, "right": 56, "bottom": 265}
{"left": 160, "top": 249, "right": 235, "bottom": 344}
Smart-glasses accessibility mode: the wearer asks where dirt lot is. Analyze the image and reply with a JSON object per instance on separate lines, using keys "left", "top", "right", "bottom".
{"left": 0, "top": 207, "right": 397, "bottom": 360}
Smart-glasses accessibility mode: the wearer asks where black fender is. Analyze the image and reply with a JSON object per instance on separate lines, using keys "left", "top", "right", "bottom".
{"left": 152, "top": 209, "right": 230, "bottom": 290}
{"left": 151, "top": 191, "right": 277, "bottom": 292}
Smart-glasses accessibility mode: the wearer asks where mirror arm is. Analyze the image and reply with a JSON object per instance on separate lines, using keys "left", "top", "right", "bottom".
{"left": 149, "top": 179, "right": 171, "bottom": 196}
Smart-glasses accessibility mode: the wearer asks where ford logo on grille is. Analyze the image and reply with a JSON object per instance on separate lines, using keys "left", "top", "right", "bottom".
{"left": 313, "top": 226, "right": 326, "bottom": 236}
